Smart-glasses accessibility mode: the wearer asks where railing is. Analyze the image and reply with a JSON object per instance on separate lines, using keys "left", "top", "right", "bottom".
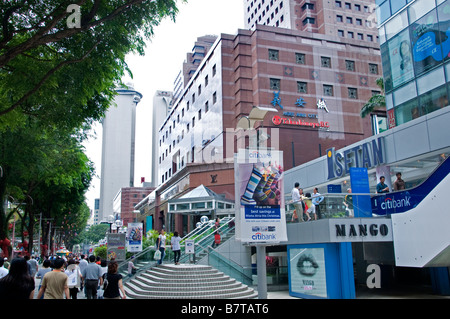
{"left": 208, "top": 247, "right": 253, "bottom": 286}
{"left": 119, "top": 217, "right": 235, "bottom": 282}
{"left": 285, "top": 192, "right": 400, "bottom": 223}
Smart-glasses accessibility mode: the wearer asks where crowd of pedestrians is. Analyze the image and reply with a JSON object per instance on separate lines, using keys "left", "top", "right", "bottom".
{"left": 0, "top": 253, "right": 127, "bottom": 299}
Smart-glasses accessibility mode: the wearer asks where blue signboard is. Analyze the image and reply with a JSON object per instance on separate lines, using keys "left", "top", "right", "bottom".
{"left": 349, "top": 167, "right": 372, "bottom": 218}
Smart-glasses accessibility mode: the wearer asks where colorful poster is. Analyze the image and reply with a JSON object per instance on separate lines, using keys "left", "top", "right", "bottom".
{"left": 127, "top": 223, "right": 143, "bottom": 252}
{"left": 234, "top": 149, "right": 287, "bottom": 244}
{"left": 410, "top": 9, "right": 447, "bottom": 76}
{"left": 389, "top": 29, "right": 414, "bottom": 88}
{"left": 106, "top": 233, "right": 126, "bottom": 261}
{"left": 289, "top": 247, "right": 327, "bottom": 298}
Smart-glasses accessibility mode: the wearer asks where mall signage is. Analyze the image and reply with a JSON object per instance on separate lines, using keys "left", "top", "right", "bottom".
{"left": 272, "top": 115, "right": 329, "bottom": 129}
{"left": 326, "top": 137, "right": 385, "bottom": 180}
{"left": 329, "top": 218, "right": 393, "bottom": 242}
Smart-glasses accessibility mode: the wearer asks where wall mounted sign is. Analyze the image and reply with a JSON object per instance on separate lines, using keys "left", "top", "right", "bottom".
{"left": 326, "top": 137, "right": 385, "bottom": 180}
{"left": 272, "top": 115, "right": 329, "bottom": 129}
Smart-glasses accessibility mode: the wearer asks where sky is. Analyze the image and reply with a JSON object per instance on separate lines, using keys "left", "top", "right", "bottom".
{"left": 83, "top": 0, "right": 245, "bottom": 213}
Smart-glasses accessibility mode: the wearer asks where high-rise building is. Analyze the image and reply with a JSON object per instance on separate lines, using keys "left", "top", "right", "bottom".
{"left": 244, "top": 0, "right": 379, "bottom": 42}
{"left": 151, "top": 91, "right": 173, "bottom": 187}
{"left": 375, "top": 0, "right": 450, "bottom": 128}
{"left": 98, "top": 87, "right": 142, "bottom": 222}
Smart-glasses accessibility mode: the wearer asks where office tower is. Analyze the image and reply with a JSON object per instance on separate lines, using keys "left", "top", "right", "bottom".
{"left": 98, "top": 86, "right": 142, "bottom": 222}
{"left": 244, "top": 0, "right": 379, "bottom": 42}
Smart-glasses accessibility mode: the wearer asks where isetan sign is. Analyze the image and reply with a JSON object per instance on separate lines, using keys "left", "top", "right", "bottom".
{"left": 272, "top": 115, "right": 329, "bottom": 129}
{"left": 326, "top": 137, "right": 385, "bottom": 180}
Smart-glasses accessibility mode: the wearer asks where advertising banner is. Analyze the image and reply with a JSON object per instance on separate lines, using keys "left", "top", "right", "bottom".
{"left": 234, "top": 149, "right": 287, "bottom": 244}
{"left": 127, "top": 223, "right": 143, "bottom": 252}
{"left": 106, "top": 233, "right": 126, "bottom": 261}
{"left": 288, "top": 247, "right": 327, "bottom": 298}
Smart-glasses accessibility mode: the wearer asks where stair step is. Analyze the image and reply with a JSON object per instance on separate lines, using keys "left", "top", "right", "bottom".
{"left": 124, "top": 263, "right": 256, "bottom": 299}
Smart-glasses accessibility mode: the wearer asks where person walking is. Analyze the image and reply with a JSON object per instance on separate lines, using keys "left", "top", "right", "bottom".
{"left": 0, "top": 257, "right": 35, "bottom": 299}
{"left": 291, "top": 182, "right": 303, "bottom": 222}
{"left": 171, "top": 231, "right": 182, "bottom": 265}
{"left": 128, "top": 256, "right": 137, "bottom": 277}
{"left": 211, "top": 231, "right": 221, "bottom": 248}
{"left": 103, "top": 261, "right": 126, "bottom": 299}
{"left": 26, "top": 255, "right": 39, "bottom": 279}
{"left": 157, "top": 229, "right": 166, "bottom": 265}
{"left": 37, "top": 257, "right": 70, "bottom": 299}
{"left": 35, "top": 259, "right": 52, "bottom": 298}
{"left": 65, "top": 258, "right": 82, "bottom": 299}
{"left": 81, "top": 255, "right": 103, "bottom": 299}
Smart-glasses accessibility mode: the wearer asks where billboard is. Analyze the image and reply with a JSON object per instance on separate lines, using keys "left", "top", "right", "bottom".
{"left": 127, "top": 223, "right": 143, "bottom": 252}
{"left": 234, "top": 149, "right": 287, "bottom": 244}
{"left": 106, "top": 233, "right": 126, "bottom": 261}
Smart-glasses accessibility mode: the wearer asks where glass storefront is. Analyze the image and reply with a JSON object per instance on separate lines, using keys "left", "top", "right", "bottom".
{"left": 379, "top": 0, "right": 450, "bottom": 127}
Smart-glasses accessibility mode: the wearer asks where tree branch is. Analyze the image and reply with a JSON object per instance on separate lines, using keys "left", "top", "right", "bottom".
{"left": 0, "top": 41, "right": 100, "bottom": 117}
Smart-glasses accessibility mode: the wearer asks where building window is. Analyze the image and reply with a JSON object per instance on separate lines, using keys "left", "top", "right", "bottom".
{"left": 348, "top": 87, "right": 358, "bottom": 99}
{"left": 337, "top": 15, "right": 343, "bottom": 23}
{"left": 192, "top": 93, "right": 195, "bottom": 103}
{"left": 269, "top": 49, "right": 279, "bottom": 61}
{"left": 356, "top": 18, "right": 362, "bottom": 25}
{"left": 187, "top": 101, "right": 190, "bottom": 111}
{"left": 187, "top": 123, "right": 190, "bottom": 132}
{"left": 345, "top": 60, "right": 355, "bottom": 71}
{"left": 323, "top": 84, "right": 334, "bottom": 96}
{"left": 321, "top": 56, "right": 331, "bottom": 68}
{"left": 205, "top": 75, "right": 208, "bottom": 87}
{"left": 212, "top": 64, "right": 216, "bottom": 76}
{"left": 357, "top": 33, "right": 364, "bottom": 40}
{"left": 192, "top": 116, "right": 195, "bottom": 127}
{"left": 302, "top": 3, "right": 314, "bottom": 10}
{"left": 367, "top": 34, "right": 373, "bottom": 42}
{"left": 295, "top": 52, "right": 305, "bottom": 64}
{"left": 302, "top": 17, "right": 315, "bottom": 25}
{"left": 338, "top": 30, "right": 344, "bottom": 37}
{"left": 335, "top": 1, "right": 341, "bottom": 8}
{"left": 355, "top": 4, "right": 361, "bottom": 11}
{"left": 213, "top": 92, "right": 217, "bottom": 104}
{"left": 346, "top": 17, "right": 352, "bottom": 24}
{"left": 297, "top": 81, "right": 308, "bottom": 93}
{"left": 198, "top": 84, "right": 201, "bottom": 96}
{"left": 198, "top": 109, "right": 202, "bottom": 120}
{"left": 369, "top": 63, "right": 378, "bottom": 74}
{"left": 270, "top": 78, "right": 281, "bottom": 90}
{"left": 205, "top": 101, "right": 209, "bottom": 113}
{"left": 347, "top": 31, "right": 354, "bottom": 39}
{"left": 345, "top": 2, "right": 351, "bottom": 10}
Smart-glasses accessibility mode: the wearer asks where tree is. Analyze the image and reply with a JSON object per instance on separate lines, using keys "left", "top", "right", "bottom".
{"left": 0, "top": 119, "right": 95, "bottom": 255}
{"left": 360, "top": 78, "right": 386, "bottom": 118}
{"left": 0, "top": 0, "right": 181, "bottom": 131}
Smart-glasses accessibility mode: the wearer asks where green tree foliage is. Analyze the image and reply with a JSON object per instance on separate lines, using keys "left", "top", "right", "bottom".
{"left": 0, "top": 0, "right": 181, "bottom": 131}
{"left": 0, "top": 119, "right": 94, "bottom": 254}
{"left": 360, "top": 78, "right": 386, "bottom": 118}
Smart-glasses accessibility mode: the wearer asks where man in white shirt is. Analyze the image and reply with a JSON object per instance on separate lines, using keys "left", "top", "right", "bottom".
{"left": 291, "top": 182, "right": 304, "bottom": 222}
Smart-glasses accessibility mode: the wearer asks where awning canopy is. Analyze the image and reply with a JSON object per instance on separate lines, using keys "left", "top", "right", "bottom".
{"left": 168, "top": 184, "right": 234, "bottom": 215}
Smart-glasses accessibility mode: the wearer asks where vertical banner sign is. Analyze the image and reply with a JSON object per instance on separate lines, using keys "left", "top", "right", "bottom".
{"left": 234, "top": 149, "right": 287, "bottom": 244}
{"left": 127, "top": 223, "right": 143, "bottom": 252}
{"left": 107, "top": 233, "right": 126, "bottom": 261}
{"left": 185, "top": 240, "right": 195, "bottom": 254}
{"left": 349, "top": 167, "right": 371, "bottom": 218}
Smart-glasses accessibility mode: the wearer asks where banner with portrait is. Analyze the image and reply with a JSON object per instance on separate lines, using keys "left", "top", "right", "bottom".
{"left": 127, "top": 223, "right": 143, "bottom": 252}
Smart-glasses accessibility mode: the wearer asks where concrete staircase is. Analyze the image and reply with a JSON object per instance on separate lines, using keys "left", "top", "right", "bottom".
{"left": 124, "top": 263, "right": 258, "bottom": 299}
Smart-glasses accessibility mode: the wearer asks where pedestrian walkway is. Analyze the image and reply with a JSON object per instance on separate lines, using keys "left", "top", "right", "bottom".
{"left": 33, "top": 265, "right": 450, "bottom": 299}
